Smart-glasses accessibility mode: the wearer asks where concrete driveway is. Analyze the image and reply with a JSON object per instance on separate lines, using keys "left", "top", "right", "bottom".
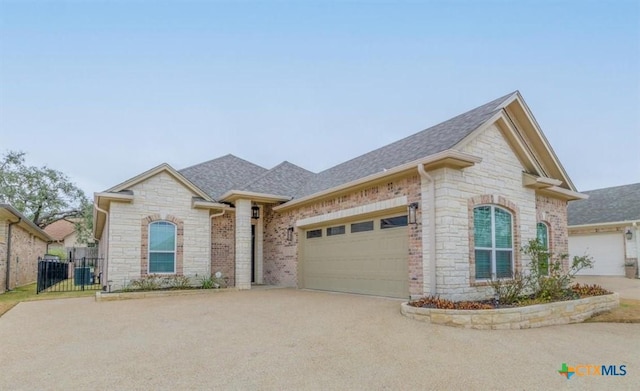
{"left": 0, "top": 288, "right": 637, "bottom": 390}
{"left": 575, "top": 276, "right": 640, "bottom": 300}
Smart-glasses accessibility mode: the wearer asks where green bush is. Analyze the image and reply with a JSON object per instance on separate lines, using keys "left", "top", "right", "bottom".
{"left": 489, "top": 239, "right": 595, "bottom": 304}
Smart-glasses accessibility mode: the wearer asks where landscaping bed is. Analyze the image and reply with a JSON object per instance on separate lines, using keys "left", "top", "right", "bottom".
{"left": 401, "top": 293, "right": 619, "bottom": 329}
{"left": 402, "top": 239, "right": 621, "bottom": 329}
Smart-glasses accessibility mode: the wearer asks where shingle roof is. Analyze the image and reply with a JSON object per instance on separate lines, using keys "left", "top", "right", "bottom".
{"left": 177, "top": 92, "right": 517, "bottom": 201}
{"left": 241, "top": 161, "right": 315, "bottom": 197}
{"left": 294, "top": 91, "right": 517, "bottom": 197}
{"left": 179, "top": 154, "right": 268, "bottom": 200}
{"left": 43, "top": 219, "right": 76, "bottom": 241}
{"left": 568, "top": 183, "right": 640, "bottom": 226}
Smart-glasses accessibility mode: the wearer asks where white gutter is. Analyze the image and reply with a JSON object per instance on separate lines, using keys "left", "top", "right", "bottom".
{"left": 417, "top": 164, "right": 437, "bottom": 296}
{"left": 568, "top": 219, "right": 640, "bottom": 229}
{"left": 94, "top": 203, "right": 109, "bottom": 291}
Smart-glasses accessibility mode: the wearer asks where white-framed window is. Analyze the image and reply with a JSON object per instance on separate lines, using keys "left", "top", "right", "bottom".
{"left": 536, "top": 222, "right": 550, "bottom": 275}
{"left": 474, "top": 205, "right": 513, "bottom": 279}
{"left": 149, "top": 221, "right": 176, "bottom": 273}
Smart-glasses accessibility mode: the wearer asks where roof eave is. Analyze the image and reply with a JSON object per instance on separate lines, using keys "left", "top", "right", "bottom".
{"left": 218, "top": 190, "right": 292, "bottom": 204}
{"left": 192, "top": 199, "right": 236, "bottom": 212}
{"left": 537, "top": 186, "right": 588, "bottom": 201}
{"left": 0, "top": 204, "right": 53, "bottom": 241}
{"left": 274, "top": 149, "right": 482, "bottom": 212}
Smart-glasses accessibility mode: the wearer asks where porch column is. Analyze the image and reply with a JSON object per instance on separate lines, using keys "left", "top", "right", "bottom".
{"left": 235, "top": 199, "right": 252, "bottom": 289}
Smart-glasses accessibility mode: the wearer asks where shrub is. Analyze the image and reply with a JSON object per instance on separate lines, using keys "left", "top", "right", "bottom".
{"left": 199, "top": 272, "right": 226, "bottom": 289}
{"left": 487, "top": 239, "right": 595, "bottom": 304}
{"left": 571, "top": 283, "right": 611, "bottom": 298}
{"left": 167, "top": 275, "right": 191, "bottom": 289}
{"left": 128, "top": 275, "right": 164, "bottom": 291}
{"left": 408, "top": 296, "right": 493, "bottom": 310}
{"left": 488, "top": 271, "right": 527, "bottom": 305}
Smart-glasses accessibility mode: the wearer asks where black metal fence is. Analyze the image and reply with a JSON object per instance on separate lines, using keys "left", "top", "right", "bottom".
{"left": 36, "top": 257, "right": 104, "bottom": 294}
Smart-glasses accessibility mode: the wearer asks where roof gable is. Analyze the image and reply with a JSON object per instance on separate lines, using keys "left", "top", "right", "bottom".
{"left": 179, "top": 154, "right": 268, "bottom": 200}
{"left": 240, "top": 161, "right": 315, "bottom": 197}
{"left": 294, "top": 92, "right": 515, "bottom": 197}
{"left": 106, "top": 163, "right": 211, "bottom": 200}
{"left": 568, "top": 183, "right": 640, "bottom": 225}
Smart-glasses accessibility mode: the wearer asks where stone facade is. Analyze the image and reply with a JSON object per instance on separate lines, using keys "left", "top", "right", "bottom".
{"left": 106, "top": 171, "right": 211, "bottom": 289}
{"left": 97, "top": 114, "right": 573, "bottom": 300}
{"left": 264, "top": 175, "right": 423, "bottom": 295}
{"left": 432, "top": 124, "right": 538, "bottom": 300}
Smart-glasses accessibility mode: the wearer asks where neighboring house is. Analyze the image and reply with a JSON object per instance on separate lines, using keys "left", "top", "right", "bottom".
{"left": 568, "top": 183, "right": 640, "bottom": 277}
{"left": 0, "top": 204, "right": 52, "bottom": 294}
{"left": 44, "top": 219, "right": 79, "bottom": 250}
{"left": 94, "top": 91, "right": 585, "bottom": 300}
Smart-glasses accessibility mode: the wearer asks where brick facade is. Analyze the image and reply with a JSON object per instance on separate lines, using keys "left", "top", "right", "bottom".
{"left": 211, "top": 213, "right": 235, "bottom": 287}
{"left": 535, "top": 194, "right": 569, "bottom": 270}
{"left": 0, "top": 221, "right": 48, "bottom": 293}
{"left": 263, "top": 175, "right": 423, "bottom": 295}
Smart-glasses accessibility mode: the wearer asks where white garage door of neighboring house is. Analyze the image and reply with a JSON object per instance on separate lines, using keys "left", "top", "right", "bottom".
{"left": 301, "top": 215, "right": 409, "bottom": 299}
{"left": 570, "top": 233, "right": 625, "bottom": 276}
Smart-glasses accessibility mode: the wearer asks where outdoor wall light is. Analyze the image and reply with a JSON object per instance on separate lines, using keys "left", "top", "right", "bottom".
{"left": 408, "top": 202, "right": 419, "bottom": 224}
{"left": 287, "top": 227, "right": 294, "bottom": 241}
{"left": 251, "top": 205, "right": 260, "bottom": 219}
{"left": 626, "top": 229, "right": 633, "bottom": 240}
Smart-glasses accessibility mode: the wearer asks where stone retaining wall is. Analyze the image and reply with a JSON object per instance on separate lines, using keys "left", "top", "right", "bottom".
{"left": 400, "top": 293, "right": 619, "bottom": 329}
{"left": 95, "top": 288, "right": 236, "bottom": 302}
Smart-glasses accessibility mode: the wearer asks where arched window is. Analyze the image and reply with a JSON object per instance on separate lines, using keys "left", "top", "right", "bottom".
{"left": 149, "top": 221, "right": 176, "bottom": 273}
{"left": 536, "top": 222, "right": 550, "bottom": 275}
{"left": 474, "top": 205, "right": 513, "bottom": 279}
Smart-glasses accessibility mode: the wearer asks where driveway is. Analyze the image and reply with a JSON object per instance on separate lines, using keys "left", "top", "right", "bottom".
{"left": 575, "top": 276, "right": 640, "bottom": 300}
{"left": 0, "top": 288, "right": 637, "bottom": 390}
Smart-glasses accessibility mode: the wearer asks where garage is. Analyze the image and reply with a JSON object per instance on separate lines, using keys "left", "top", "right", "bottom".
{"left": 570, "top": 232, "right": 625, "bottom": 276}
{"left": 301, "top": 214, "right": 409, "bottom": 298}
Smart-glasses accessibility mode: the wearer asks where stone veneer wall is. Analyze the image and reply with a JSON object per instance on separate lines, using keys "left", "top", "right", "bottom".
{"left": 401, "top": 293, "right": 619, "bottom": 329}
{"left": 211, "top": 213, "right": 235, "bottom": 287}
{"left": 263, "top": 175, "right": 423, "bottom": 295}
{"left": 435, "top": 123, "right": 539, "bottom": 301}
{"left": 107, "top": 171, "right": 211, "bottom": 289}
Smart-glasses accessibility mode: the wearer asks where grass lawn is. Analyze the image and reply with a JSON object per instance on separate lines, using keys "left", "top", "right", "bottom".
{"left": 586, "top": 298, "right": 640, "bottom": 323}
{"left": 0, "top": 283, "right": 96, "bottom": 317}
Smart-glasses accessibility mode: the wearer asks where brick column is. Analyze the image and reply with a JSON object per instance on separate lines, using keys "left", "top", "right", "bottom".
{"left": 235, "top": 199, "right": 252, "bottom": 289}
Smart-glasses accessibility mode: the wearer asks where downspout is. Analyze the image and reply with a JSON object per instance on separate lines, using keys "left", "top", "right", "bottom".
{"left": 94, "top": 203, "right": 109, "bottom": 290}
{"left": 6, "top": 217, "right": 21, "bottom": 292}
{"left": 417, "top": 164, "right": 437, "bottom": 296}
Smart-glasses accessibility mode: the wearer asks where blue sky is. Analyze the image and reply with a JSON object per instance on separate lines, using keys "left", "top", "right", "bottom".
{"left": 1, "top": 0, "right": 638, "bottom": 198}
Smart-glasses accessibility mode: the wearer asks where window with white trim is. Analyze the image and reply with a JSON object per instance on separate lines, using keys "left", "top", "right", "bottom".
{"left": 474, "top": 205, "right": 513, "bottom": 279}
{"left": 149, "top": 221, "right": 176, "bottom": 273}
{"left": 536, "top": 222, "right": 549, "bottom": 275}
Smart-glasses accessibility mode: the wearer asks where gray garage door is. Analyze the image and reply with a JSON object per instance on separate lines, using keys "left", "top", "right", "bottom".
{"left": 301, "top": 215, "right": 409, "bottom": 298}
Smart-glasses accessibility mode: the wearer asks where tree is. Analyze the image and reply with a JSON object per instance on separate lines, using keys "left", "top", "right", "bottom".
{"left": 0, "top": 150, "right": 92, "bottom": 242}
